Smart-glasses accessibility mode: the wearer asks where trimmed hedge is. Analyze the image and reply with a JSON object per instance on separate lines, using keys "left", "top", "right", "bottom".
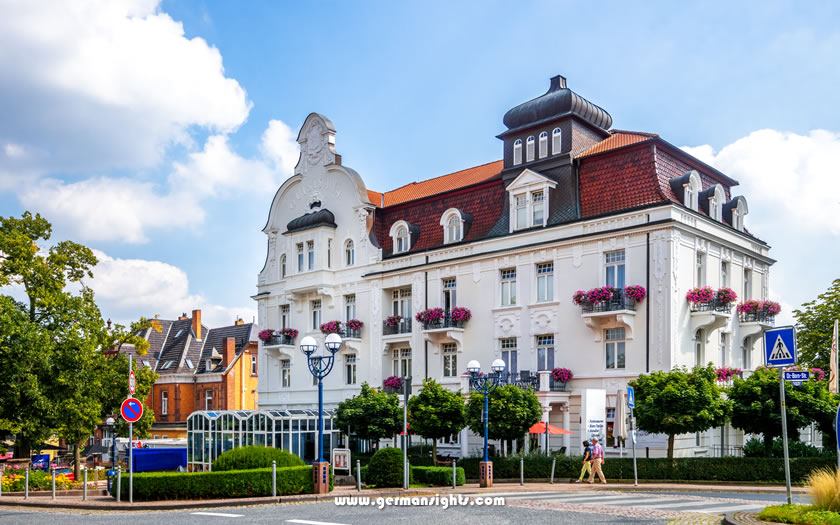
{"left": 367, "top": 447, "right": 413, "bottom": 488}
{"left": 412, "top": 466, "right": 465, "bottom": 486}
{"left": 212, "top": 446, "right": 304, "bottom": 471}
{"left": 110, "top": 465, "right": 333, "bottom": 501}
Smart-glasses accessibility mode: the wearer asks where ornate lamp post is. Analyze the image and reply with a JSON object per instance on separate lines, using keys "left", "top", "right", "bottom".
{"left": 300, "top": 333, "right": 342, "bottom": 494}
{"left": 467, "top": 358, "right": 505, "bottom": 488}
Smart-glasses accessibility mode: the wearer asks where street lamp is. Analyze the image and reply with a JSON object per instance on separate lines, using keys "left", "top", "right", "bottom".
{"left": 300, "top": 332, "right": 342, "bottom": 495}
{"left": 468, "top": 358, "right": 505, "bottom": 488}
{"left": 106, "top": 417, "right": 116, "bottom": 467}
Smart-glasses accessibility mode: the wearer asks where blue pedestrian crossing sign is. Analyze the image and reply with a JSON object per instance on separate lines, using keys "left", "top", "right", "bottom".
{"left": 765, "top": 326, "right": 796, "bottom": 367}
{"left": 627, "top": 386, "right": 635, "bottom": 409}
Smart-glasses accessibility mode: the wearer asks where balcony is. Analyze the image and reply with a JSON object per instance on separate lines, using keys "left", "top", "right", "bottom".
{"left": 690, "top": 297, "right": 733, "bottom": 314}
{"left": 421, "top": 312, "right": 467, "bottom": 331}
{"left": 264, "top": 334, "right": 295, "bottom": 347}
{"left": 462, "top": 370, "right": 568, "bottom": 393}
{"left": 579, "top": 289, "right": 637, "bottom": 341}
{"left": 738, "top": 311, "right": 775, "bottom": 325}
{"left": 689, "top": 294, "right": 733, "bottom": 339}
{"left": 580, "top": 290, "right": 636, "bottom": 313}
{"left": 383, "top": 319, "right": 412, "bottom": 336}
{"left": 342, "top": 327, "right": 362, "bottom": 339}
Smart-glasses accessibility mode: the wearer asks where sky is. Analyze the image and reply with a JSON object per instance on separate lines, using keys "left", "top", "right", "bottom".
{"left": 0, "top": 0, "right": 838, "bottom": 328}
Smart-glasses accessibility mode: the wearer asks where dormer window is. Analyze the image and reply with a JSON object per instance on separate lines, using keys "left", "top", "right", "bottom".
{"left": 507, "top": 168, "right": 557, "bottom": 232}
{"left": 552, "top": 127, "right": 562, "bottom": 154}
{"left": 513, "top": 139, "right": 522, "bottom": 165}
{"left": 396, "top": 227, "right": 408, "bottom": 252}
{"left": 390, "top": 220, "right": 412, "bottom": 254}
{"left": 514, "top": 194, "right": 527, "bottom": 230}
{"left": 684, "top": 171, "right": 701, "bottom": 211}
{"left": 709, "top": 185, "right": 725, "bottom": 222}
{"left": 440, "top": 208, "right": 465, "bottom": 244}
{"left": 724, "top": 196, "right": 749, "bottom": 232}
{"left": 538, "top": 132, "right": 548, "bottom": 158}
{"left": 532, "top": 191, "right": 545, "bottom": 225}
{"left": 526, "top": 136, "right": 535, "bottom": 162}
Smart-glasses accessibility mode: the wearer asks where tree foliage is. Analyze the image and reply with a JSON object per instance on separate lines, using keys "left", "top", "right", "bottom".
{"left": 407, "top": 379, "right": 465, "bottom": 464}
{"left": 629, "top": 365, "right": 730, "bottom": 458}
{"left": 794, "top": 279, "right": 840, "bottom": 372}
{"left": 334, "top": 382, "right": 402, "bottom": 442}
{"left": 465, "top": 384, "right": 541, "bottom": 448}
{"left": 728, "top": 366, "right": 839, "bottom": 455}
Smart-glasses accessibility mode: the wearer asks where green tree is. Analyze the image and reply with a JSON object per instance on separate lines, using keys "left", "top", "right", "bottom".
{"left": 334, "top": 382, "right": 402, "bottom": 444}
{"left": 728, "top": 366, "right": 839, "bottom": 455}
{"left": 407, "top": 379, "right": 465, "bottom": 464}
{"left": 465, "top": 384, "right": 541, "bottom": 454}
{"left": 794, "top": 279, "right": 840, "bottom": 372}
{"left": 629, "top": 365, "right": 730, "bottom": 458}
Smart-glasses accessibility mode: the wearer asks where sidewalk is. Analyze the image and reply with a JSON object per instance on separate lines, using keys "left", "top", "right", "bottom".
{"left": 0, "top": 481, "right": 805, "bottom": 512}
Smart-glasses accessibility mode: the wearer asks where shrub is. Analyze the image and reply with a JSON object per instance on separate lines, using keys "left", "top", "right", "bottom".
{"left": 367, "top": 447, "right": 412, "bottom": 487}
{"left": 212, "top": 446, "right": 304, "bottom": 472}
{"left": 412, "top": 466, "right": 465, "bottom": 486}
{"left": 743, "top": 438, "right": 836, "bottom": 459}
{"left": 808, "top": 469, "right": 840, "bottom": 512}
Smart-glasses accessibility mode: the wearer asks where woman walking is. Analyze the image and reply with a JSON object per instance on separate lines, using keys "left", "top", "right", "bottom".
{"left": 575, "top": 440, "right": 592, "bottom": 483}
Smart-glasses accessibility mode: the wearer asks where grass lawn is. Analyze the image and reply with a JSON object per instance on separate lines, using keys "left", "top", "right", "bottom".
{"left": 759, "top": 504, "right": 840, "bottom": 524}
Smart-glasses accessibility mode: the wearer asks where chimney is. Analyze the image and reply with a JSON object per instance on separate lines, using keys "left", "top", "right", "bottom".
{"left": 223, "top": 337, "right": 236, "bottom": 368}
{"left": 178, "top": 313, "right": 188, "bottom": 320}
{"left": 192, "top": 309, "right": 202, "bottom": 341}
{"left": 548, "top": 75, "right": 567, "bottom": 92}
{"left": 234, "top": 317, "right": 244, "bottom": 326}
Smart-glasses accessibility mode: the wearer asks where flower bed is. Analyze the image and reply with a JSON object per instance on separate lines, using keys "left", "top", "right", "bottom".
{"left": 686, "top": 286, "right": 715, "bottom": 304}
{"left": 449, "top": 307, "right": 472, "bottom": 322}
{"left": 319, "top": 320, "right": 342, "bottom": 334}
{"left": 0, "top": 469, "right": 74, "bottom": 492}
{"left": 551, "top": 367, "right": 573, "bottom": 383}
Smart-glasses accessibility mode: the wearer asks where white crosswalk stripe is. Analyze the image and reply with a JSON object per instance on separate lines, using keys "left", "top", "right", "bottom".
{"left": 695, "top": 504, "right": 766, "bottom": 514}
{"left": 506, "top": 491, "right": 771, "bottom": 515}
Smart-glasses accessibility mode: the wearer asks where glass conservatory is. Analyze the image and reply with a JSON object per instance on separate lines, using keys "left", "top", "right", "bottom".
{"left": 186, "top": 409, "right": 339, "bottom": 472}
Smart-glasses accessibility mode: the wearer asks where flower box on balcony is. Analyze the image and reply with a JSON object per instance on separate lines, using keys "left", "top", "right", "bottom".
{"left": 417, "top": 307, "right": 470, "bottom": 330}
{"left": 383, "top": 375, "right": 403, "bottom": 394}
{"left": 343, "top": 319, "right": 363, "bottom": 339}
{"left": 261, "top": 328, "right": 297, "bottom": 346}
{"left": 737, "top": 300, "right": 781, "bottom": 323}
{"left": 574, "top": 287, "right": 639, "bottom": 313}
{"left": 687, "top": 287, "right": 734, "bottom": 313}
{"left": 320, "top": 320, "right": 343, "bottom": 335}
{"left": 383, "top": 316, "right": 411, "bottom": 335}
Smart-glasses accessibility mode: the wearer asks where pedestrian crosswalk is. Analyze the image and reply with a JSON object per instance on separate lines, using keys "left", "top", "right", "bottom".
{"left": 504, "top": 491, "right": 768, "bottom": 515}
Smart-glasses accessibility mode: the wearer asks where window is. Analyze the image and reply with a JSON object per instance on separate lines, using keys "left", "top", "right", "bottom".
{"left": 514, "top": 194, "right": 527, "bottom": 230}
{"left": 447, "top": 215, "right": 461, "bottom": 243}
{"left": 605, "top": 328, "right": 626, "bottom": 369}
{"left": 513, "top": 139, "right": 522, "bottom": 165}
{"left": 345, "top": 240, "right": 354, "bottom": 266}
{"left": 500, "top": 268, "right": 517, "bottom": 306}
{"left": 280, "top": 255, "right": 286, "bottom": 278}
{"left": 536, "top": 262, "right": 554, "bottom": 302}
{"left": 526, "top": 136, "right": 535, "bottom": 162}
{"left": 532, "top": 191, "right": 545, "bottom": 226}
{"left": 297, "top": 243, "right": 304, "bottom": 271}
{"left": 501, "top": 338, "right": 518, "bottom": 375}
{"left": 345, "top": 294, "right": 356, "bottom": 321}
{"left": 392, "top": 288, "right": 412, "bottom": 319}
{"left": 442, "top": 343, "right": 458, "bottom": 377}
{"left": 552, "top": 127, "right": 562, "bottom": 154}
{"left": 281, "top": 360, "right": 291, "bottom": 388}
{"left": 538, "top": 131, "right": 548, "bottom": 158}
{"left": 161, "top": 391, "right": 168, "bottom": 415}
{"left": 684, "top": 172, "right": 701, "bottom": 211}
{"left": 695, "top": 330, "right": 705, "bottom": 367}
{"left": 396, "top": 226, "right": 409, "bottom": 253}
{"left": 695, "top": 252, "right": 705, "bottom": 287}
{"left": 721, "top": 261, "right": 729, "bottom": 288}
{"left": 742, "top": 337, "right": 752, "bottom": 369}
{"left": 393, "top": 348, "right": 412, "bottom": 377}
{"left": 536, "top": 335, "right": 554, "bottom": 371}
{"left": 307, "top": 241, "right": 315, "bottom": 270}
{"left": 250, "top": 355, "right": 257, "bottom": 375}
{"left": 743, "top": 269, "right": 751, "bottom": 300}
{"left": 442, "top": 278, "right": 456, "bottom": 311}
{"left": 143, "top": 360, "right": 151, "bottom": 368}
{"left": 327, "top": 239, "right": 332, "bottom": 268}
{"left": 345, "top": 354, "right": 357, "bottom": 385}
{"left": 280, "top": 304, "right": 290, "bottom": 330}
{"left": 720, "top": 332, "right": 727, "bottom": 366}
{"left": 605, "top": 250, "right": 626, "bottom": 288}
{"left": 205, "top": 390, "right": 213, "bottom": 410}
{"left": 709, "top": 185, "right": 725, "bottom": 222}
{"left": 311, "top": 299, "right": 322, "bottom": 330}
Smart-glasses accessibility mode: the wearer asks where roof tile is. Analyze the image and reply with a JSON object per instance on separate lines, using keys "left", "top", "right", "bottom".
{"left": 368, "top": 160, "right": 502, "bottom": 207}
{"left": 577, "top": 130, "right": 658, "bottom": 159}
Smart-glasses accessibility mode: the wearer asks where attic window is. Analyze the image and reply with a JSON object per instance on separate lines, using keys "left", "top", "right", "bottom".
{"left": 175, "top": 329, "right": 184, "bottom": 338}
{"left": 684, "top": 172, "right": 701, "bottom": 211}
{"left": 552, "top": 128, "right": 562, "bottom": 154}
{"left": 513, "top": 139, "right": 522, "bottom": 165}
{"left": 709, "top": 185, "right": 725, "bottom": 222}
{"left": 538, "top": 132, "right": 548, "bottom": 159}
{"left": 440, "top": 208, "right": 464, "bottom": 244}
{"left": 389, "top": 221, "right": 412, "bottom": 254}
{"left": 143, "top": 360, "right": 151, "bottom": 368}
{"left": 185, "top": 359, "right": 194, "bottom": 369}
{"left": 507, "top": 168, "right": 557, "bottom": 232}
{"left": 162, "top": 360, "right": 174, "bottom": 370}
{"left": 526, "top": 136, "right": 535, "bottom": 162}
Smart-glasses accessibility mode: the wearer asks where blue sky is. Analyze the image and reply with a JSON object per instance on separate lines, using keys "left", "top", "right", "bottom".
{"left": 0, "top": 0, "right": 838, "bottom": 327}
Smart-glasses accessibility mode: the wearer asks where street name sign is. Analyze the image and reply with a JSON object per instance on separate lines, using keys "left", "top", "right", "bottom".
{"left": 783, "top": 371, "right": 809, "bottom": 386}
{"left": 120, "top": 397, "right": 143, "bottom": 423}
{"left": 765, "top": 326, "right": 796, "bottom": 367}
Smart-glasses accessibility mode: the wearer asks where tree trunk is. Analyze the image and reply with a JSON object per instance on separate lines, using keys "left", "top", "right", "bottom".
{"left": 667, "top": 433, "right": 675, "bottom": 459}
{"left": 764, "top": 435, "right": 774, "bottom": 457}
{"left": 73, "top": 440, "right": 82, "bottom": 479}
{"left": 432, "top": 440, "right": 438, "bottom": 466}
{"left": 13, "top": 434, "right": 31, "bottom": 459}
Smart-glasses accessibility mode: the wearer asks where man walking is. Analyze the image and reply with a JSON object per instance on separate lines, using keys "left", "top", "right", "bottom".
{"left": 587, "top": 437, "right": 606, "bottom": 484}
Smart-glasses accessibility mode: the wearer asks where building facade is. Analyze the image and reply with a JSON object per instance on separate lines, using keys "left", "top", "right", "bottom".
{"left": 253, "top": 76, "right": 776, "bottom": 458}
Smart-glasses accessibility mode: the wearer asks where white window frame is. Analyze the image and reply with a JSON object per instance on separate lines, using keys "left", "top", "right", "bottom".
{"left": 297, "top": 243, "right": 304, "bottom": 272}
{"left": 605, "top": 250, "right": 626, "bottom": 288}
{"left": 507, "top": 172, "right": 555, "bottom": 232}
{"left": 161, "top": 391, "right": 168, "bottom": 415}
{"left": 389, "top": 221, "right": 411, "bottom": 254}
{"left": 327, "top": 238, "right": 332, "bottom": 268}
{"left": 205, "top": 390, "right": 213, "bottom": 410}
{"left": 532, "top": 190, "right": 545, "bottom": 227}
{"left": 605, "top": 328, "right": 626, "bottom": 370}
{"left": 392, "top": 288, "right": 412, "bottom": 319}
{"left": 250, "top": 354, "right": 257, "bottom": 375}
{"left": 695, "top": 330, "right": 705, "bottom": 367}
{"left": 536, "top": 262, "right": 554, "bottom": 302}
{"left": 526, "top": 135, "right": 535, "bottom": 162}
{"left": 280, "top": 254, "right": 286, "bottom": 278}
{"left": 345, "top": 239, "right": 355, "bottom": 266}
{"left": 280, "top": 304, "right": 290, "bottom": 330}
{"left": 734, "top": 198, "right": 748, "bottom": 231}
{"left": 514, "top": 193, "right": 528, "bottom": 230}
{"left": 684, "top": 171, "right": 701, "bottom": 211}
{"left": 513, "top": 139, "right": 522, "bottom": 165}
{"left": 708, "top": 185, "right": 725, "bottom": 222}
{"left": 538, "top": 131, "right": 548, "bottom": 159}
{"left": 536, "top": 335, "right": 554, "bottom": 371}
{"left": 281, "top": 359, "right": 291, "bottom": 388}
{"left": 743, "top": 268, "right": 751, "bottom": 300}
{"left": 307, "top": 240, "right": 315, "bottom": 270}
{"left": 392, "top": 348, "right": 412, "bottom": 377}
{"left": 345, "top": 354, "right": 357, "bottom": 385}
{"left": 344, "top": 294, "right": 356, "bottom": 322}
{"left": 442, "top": 343, "right": 457, "bottom": 378}
{"left": 742, "top": 337, "right": 752, "bottom": 369}
{"left": 552, "top": 127, "right": 562, "bottom": 154}
{"left": 500, "top": 268, "right": 517, "bottom": 306}
{"left": 721, "top": 260, "right": 729, "bottom": 288}
{"left": 696, "top": 252, "right": 705, "bottom": 287}
{"left": 720, "top": 332, "right": 727, "bottom": 367}
{"left": 440, "top": 208, "right": 464, "bottom": 244}
{"left": 311, "top": 299, "right": 322, "bottom": 330}
{"left": 500, "top": 338, "right": 518, "bottom": 375}
{"left": 442, "top": 278, "right": 456, "bottom": 311}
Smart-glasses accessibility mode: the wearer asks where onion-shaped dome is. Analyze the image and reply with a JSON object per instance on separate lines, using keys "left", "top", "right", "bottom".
{"left": 502, "top": 75, "right": 612, "bottom": 134}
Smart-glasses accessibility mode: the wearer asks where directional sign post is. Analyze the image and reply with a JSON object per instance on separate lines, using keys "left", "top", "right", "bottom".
{"left": 784, "top": 370, "right": 809, "bottom": 387}
{"left": 765, "top": 326, "right": 797, "bottom": 505}
{"left": 627, "top": 386, "right": 638, "bottom": 487}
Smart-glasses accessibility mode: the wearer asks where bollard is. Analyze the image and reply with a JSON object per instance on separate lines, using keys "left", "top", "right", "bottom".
{"left": 550, "top": 457, "right": 556, "bottom": 484}
{"left": 452, "top": 459, "right": 457, "bottom": 489}
{"left": 24, "top": 469, "right": 29, "bottom": 499}
{"left": 83, "top": 468, "right": 88, "bottom": 501}
{"left": 356, "top": 460, "right": 361, "bottom": 492}
{"left": 116, "top": 466, "right": 121, "bottom": 503}
{"left": 405, "top": 460, "right": 409, "bottom": 490}
{"left": 272, "top": 460, "right": 277, "bottom": 498}
{"left": 520, "top": 457, "right": 524, "bottom": 486}
{"left": 51, "top": 467, "right": 56, "bottom": 500}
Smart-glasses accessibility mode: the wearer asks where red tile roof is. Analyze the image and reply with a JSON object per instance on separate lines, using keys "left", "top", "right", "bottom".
{"left": 577, "top": 130, "right": 659, "bottom": 159}
{"left": 367, "top": 160, "right": 503, "bottom": 207}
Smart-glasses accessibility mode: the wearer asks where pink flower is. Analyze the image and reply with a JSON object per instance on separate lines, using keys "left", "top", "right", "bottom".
{"left": 717, "top": 287, "right": 738, "bottom": 305}
{"left": 624, "top": 285, "right": 647, "bottom": 302}
{"left": 450, "top": 307, "right": 472, "bottom": 322}
{"left": 320, "top": 320, "right": 343, "bottom": 334}
{"left": 686, "top": 286, "right": 715, "bottom": 304}
{"left": 552, "top": 367, "right": 573, "bottom": 382}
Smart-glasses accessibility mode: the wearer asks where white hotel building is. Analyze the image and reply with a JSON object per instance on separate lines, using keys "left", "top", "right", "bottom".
{"left": 253, "top": 76, "right": 775, "bottom": 458}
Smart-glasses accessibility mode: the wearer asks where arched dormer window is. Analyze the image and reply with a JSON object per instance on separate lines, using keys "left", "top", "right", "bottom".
{"left": 552, "top": 127, "right": 562, "bottom": 154}
{"left": 280, "top": 254, "right": 286, "bottom": 278}
{"left": 344, "top": 240, "right": 355, "bottom": 266}
{"left": 526, "top": 136, "right": 535, "bottom": 162}
{"left": 538, "top": 132, "right": 548, "bottom": 158}
{"left": 734, "top": 198, "right": 748, "bottom": 231}
{"left": 513, "top": 139, "right": 522, "bottom": 165}
{"left": 440, "top": 208, "right": 464, "bottom": 244}
{"left": 709, "top": 185, "right": 725, "bottom": 222}
{"left": 389, "top": 221, "right": 411, "bottom": 254}
{"left": 684, "top": 171, "right": 701, "bottom": 211}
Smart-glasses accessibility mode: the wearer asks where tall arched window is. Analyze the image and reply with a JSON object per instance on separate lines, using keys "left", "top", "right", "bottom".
{"left": 280, "top": 255, "right": 286, "bottom": 278}
{"left": 513, "top": 139, "right": 522, "bottom": 165}
{"left": 538, "top": 132, "right": 548, "bottom": 158}
{"left": 396, "top": 227, "right": 409, "bottom": 253}
{"left": 684, "top": 172, "right": 701, "bottom": 211}
{"left": 710, "top": 185, "right": 725, "bottom": 222}
{"left": 526, "top": 136, "right": 535, "bottom": 162}
{"left": 344, "top": 240, "right": 355, "bottom": 266}
{"left": 552, "top": 127, "right": 562, "bottom": 154}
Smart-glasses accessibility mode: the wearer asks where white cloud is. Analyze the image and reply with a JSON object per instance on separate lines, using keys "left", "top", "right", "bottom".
{"left": 88, "top": 250, "right": 256, "bottom": 328}
{"left": 260, "top": 119, "right": 300, "bottom": 175}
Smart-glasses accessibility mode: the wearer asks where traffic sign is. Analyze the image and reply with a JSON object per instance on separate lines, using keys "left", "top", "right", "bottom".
{"left": 120, "top": 397, "right": 143, "bottom": 423}
{"left": 765, "top": 326, "right": 796, "bottom": 367}
{"left": 627, "top": 386, "right": 635, "bottom": 409}
{"left": 784, "top": 371, "right": 809, "bottom": 386}
{"left": 129, "top": 370, "right": 136, "bottom": 395}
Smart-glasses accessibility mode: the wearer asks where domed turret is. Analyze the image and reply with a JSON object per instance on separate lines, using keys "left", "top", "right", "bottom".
{"left": 502, "top": 75, "right": 612, "bottom": 133}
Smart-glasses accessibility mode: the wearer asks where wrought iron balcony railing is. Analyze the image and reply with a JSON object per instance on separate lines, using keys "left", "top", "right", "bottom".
{"left": 689, "top": 295, "right": 733, "bottom": 314}
{"left": 382, "top": 319, "right": 412, "bottom": 336}
{"left": 581, "top": 289, "right": 636, "bottom": 313}
{"left": 421, "top": 312, "right": 467, "bottom": 330}
{"left": 342, "top": 327, "right": 362, "bottom": 339}
{"left": 266, "top": 334, "right": 295, "bottom": 346}
{"left": 738, "top": 311, "right": 775, "bottom": 325}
